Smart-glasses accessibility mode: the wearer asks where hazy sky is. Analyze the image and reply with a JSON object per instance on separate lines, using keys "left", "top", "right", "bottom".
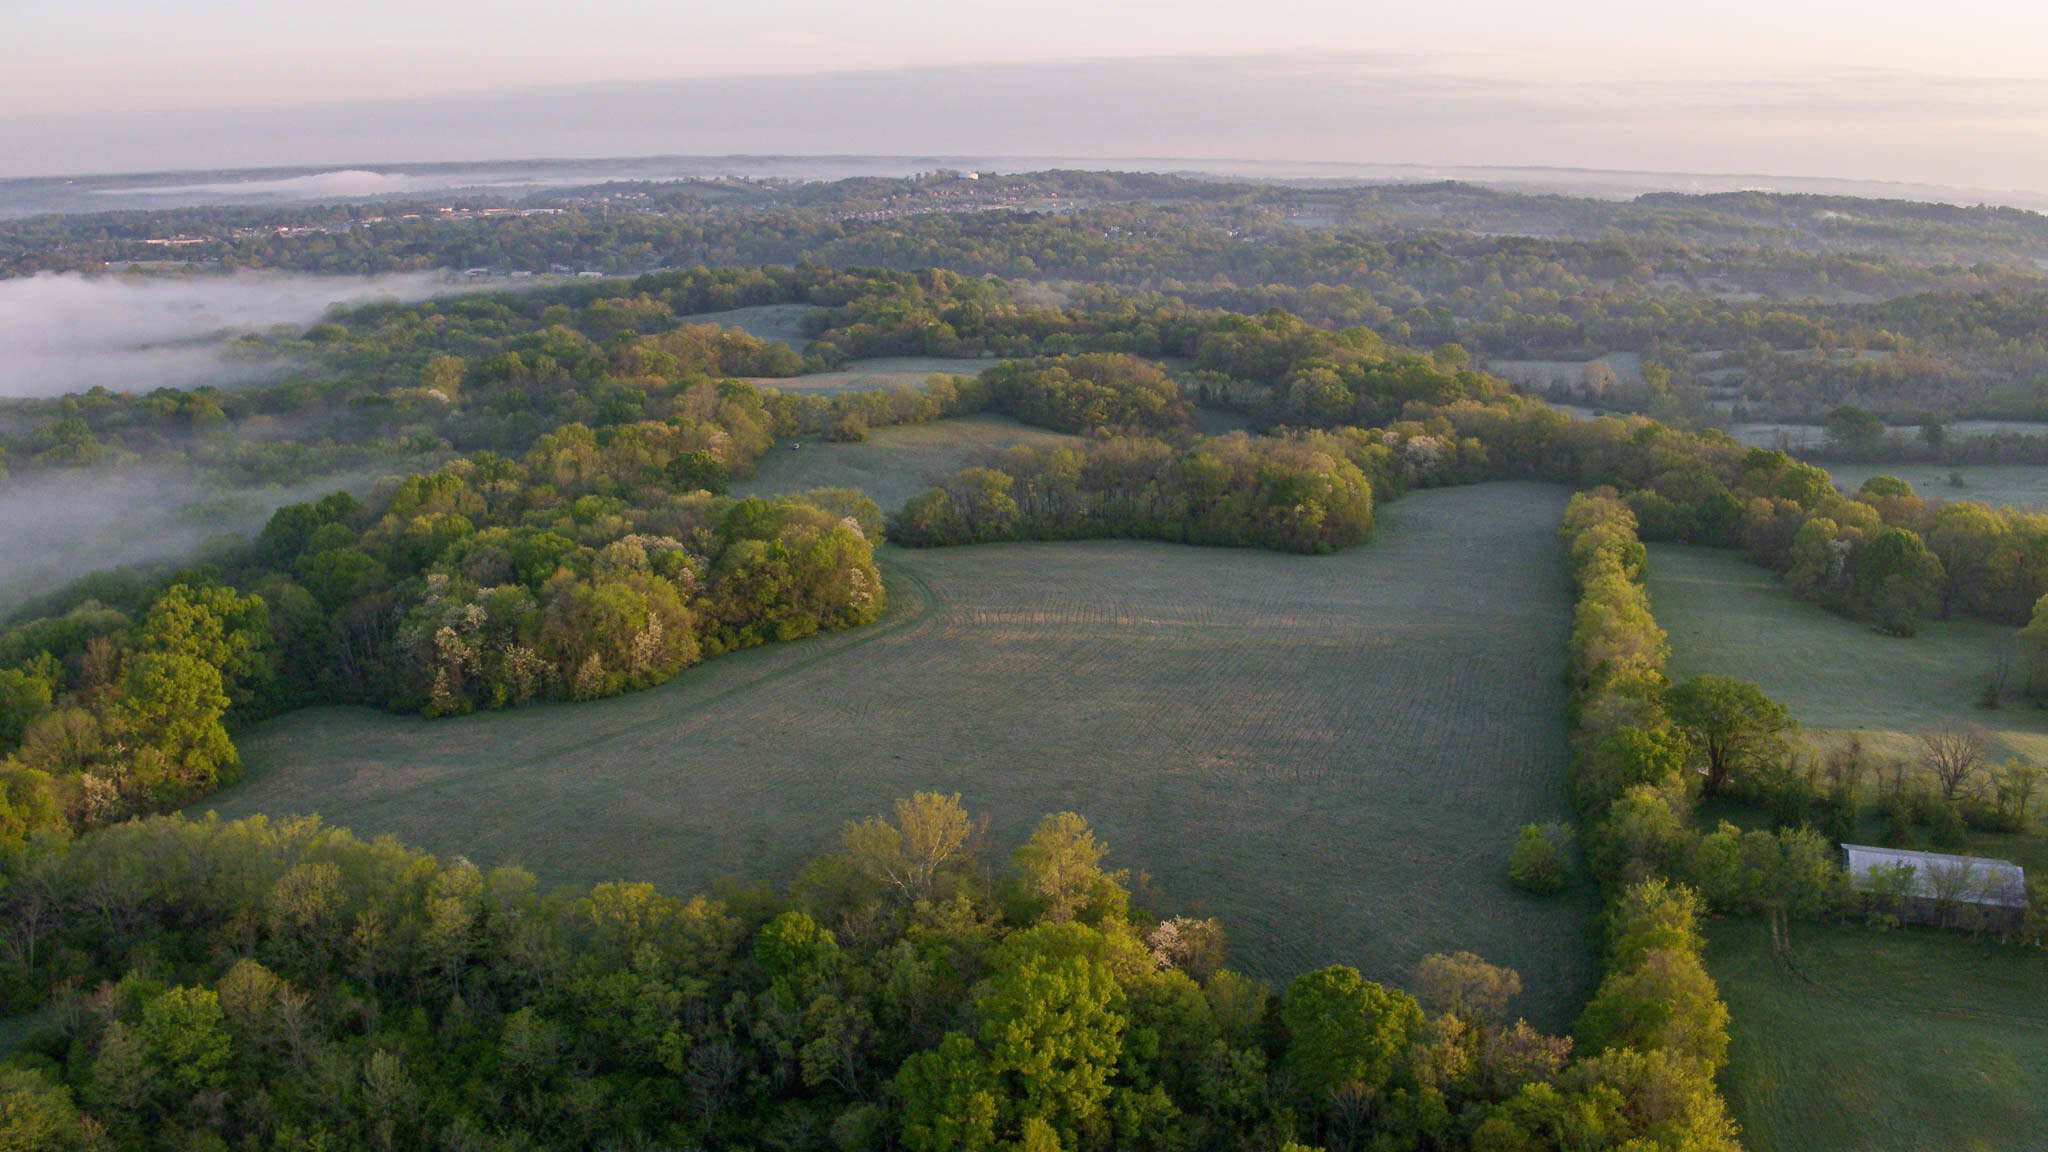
{"left": 6, "top": 0, "right": 2048, "bottom": 186}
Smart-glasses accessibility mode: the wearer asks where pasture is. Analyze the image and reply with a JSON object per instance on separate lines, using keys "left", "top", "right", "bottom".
{"left": 206, "top": 483, "right": 1596, "bottom": 1025}
{"left": 1647, "top": 543, "right": 2047, "bottom": 871}
{"left": 1647, "top": 544, "right": 2046, "bottom": 763}
{"left": 682, "top": 303, "right": 813, "bottom": 347}
{"left": 1488, "top": 352, "right": 1644, "bottom": 394}
{"left": 1820, "top": 461, "right": 2048, "bottom": 511}
{"left": 756, "top": 356, "right": 994, "bottom": 394}
{"left": 1652, "top": 542, "right": 2048, "bottom": 1150}
{"left": 1726, "top": 421, "right": 2048, "bottom": 453}
{"left": 734, "top": 412, "right": 1083, "bottom": 512}
{"left": 1710, "top": 918, "right": 2048, "bottom": 1152}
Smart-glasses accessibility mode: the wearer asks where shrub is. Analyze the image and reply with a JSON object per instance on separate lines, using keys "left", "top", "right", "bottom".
{"left": 1508, "top": 823, "right": 1576, "bottom": 894}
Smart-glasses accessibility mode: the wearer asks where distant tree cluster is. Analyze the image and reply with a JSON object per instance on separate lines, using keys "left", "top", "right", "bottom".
{"left": 982, "top": 354, "right": 1191, "bottom": 436}
{"left": 892, "top": 434, "right": 1375, "bottom": 554}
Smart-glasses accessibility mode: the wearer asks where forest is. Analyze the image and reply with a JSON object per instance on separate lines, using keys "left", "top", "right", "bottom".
{"left": 10, "top": 170, "right": 2048, "bottom": 425}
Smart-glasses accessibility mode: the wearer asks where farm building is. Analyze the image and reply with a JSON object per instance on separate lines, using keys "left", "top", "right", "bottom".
{"left": 1842, "top": 843, "right": 2028, "bottom": 930}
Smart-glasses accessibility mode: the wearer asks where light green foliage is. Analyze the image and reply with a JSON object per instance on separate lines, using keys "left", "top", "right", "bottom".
{"left": 1576, "top": 881, "right": 1729, "bottom": 1072}
{"left": 1280, "top": 966, "right": 1424, "bottom": 1102}
{"left": 896, "top": 1033, "right": 1001, "bottom": 1152}
{"left": 895, "top": 925, "right": 1131, "bottom": 1151}
{"left": 1666, "top": 674, "right": 1793, "bottom": 794}
{"left": 1011, "top": 811, "right": 1108, "bottom": 922}
{"left": 137, "top": 583, "right": 270, "bottom": 698}
{"left": 977, "top": 928, "right": 1127, "bottom": 1145}
{"left": 117, "top": 650, "right": 237, "bottom": 800}
{"left": 139, "top": 986, "right": 233, "bottom": 1094}
{"left": 0, "top": 668, "right": 52, "bottom": 750}
{"left": 842, "top": 791, "right": 973, "bottom": 902}
{"left": 753, "top": 909, "right": 838, "bottom": 990}
{"left": 0, "top": 1066, "right": 92, "bottom": 1152}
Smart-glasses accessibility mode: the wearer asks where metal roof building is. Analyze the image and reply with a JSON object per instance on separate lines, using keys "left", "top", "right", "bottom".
{"left": 1842, "top": 843, "right": 2028, "bottom": 909}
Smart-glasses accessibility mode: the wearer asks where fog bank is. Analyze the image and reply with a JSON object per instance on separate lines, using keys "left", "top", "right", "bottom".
{"left": 0, "top": 271, "right": 454, "bottom": 398}
{"left": 0, "top": 464, "right": 402, "bottom": 613}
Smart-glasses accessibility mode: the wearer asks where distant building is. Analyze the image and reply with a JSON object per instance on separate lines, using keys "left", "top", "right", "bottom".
{"left": 1842, "top": 843, "right": 2027, "bottom": 930}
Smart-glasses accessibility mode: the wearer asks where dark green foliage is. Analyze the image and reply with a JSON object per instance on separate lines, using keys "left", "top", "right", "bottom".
{"left": 983, "top": 353, "right": 1190, "bottom": 434}
{"left": 892, "top": 433, "right": 1376, "bottom": 554}
{"left": 1507, "top": 823, "right": 1577, "bottom": 894}
{"left": 0, "top": 800, "right": 1588, "bottom": 1152}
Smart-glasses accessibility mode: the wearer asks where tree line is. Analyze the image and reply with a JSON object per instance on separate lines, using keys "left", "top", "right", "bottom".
{"left": 0, "top": 789, "right": 1759, "bottom": 1152}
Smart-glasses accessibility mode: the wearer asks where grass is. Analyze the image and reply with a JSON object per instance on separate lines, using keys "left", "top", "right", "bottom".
{"left": 734, "top": 413, "right": 1083, "bottom": 513}
{"left": 756, "top": 356, "right": 997, "bottom": 395}
{"left": 1648, "top": 543, "right": 2048, "bottom": 875}
{"left": 1652, "top": 543, "right": 2048, "bottom": 1150}
{"left": 1818, "top": 462, "right": 2048, "bottom": 511}
{"left": 1710, "top": 917, "right": 2048, "bottom": 1152}
{"left": 205, "top": 483, "right": 1596, "bottom": 1027}
{"left": 1648, "top": 544, "right": 2046, "bottom": 764}
{"left": 682, "top": 303, "right": 814, "bottom": 347}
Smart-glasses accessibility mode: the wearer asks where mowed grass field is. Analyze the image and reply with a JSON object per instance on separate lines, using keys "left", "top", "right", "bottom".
{"left": 1711, "top": 918, "right": 2048, "bottom": 1152}
{"left": 682, "top": 303, "right": 813, "bottom": 347}
{"left": 207, "top": 483, "right": 1596, "bottom": 1025}
{"left": 756, "top": 356, "right": 996, "bottom": 395}
{"left": 1820, "top": 462, "right": 2048, "bottom": 512}
{"left": 734, "top": 413, "right": 1083, "bottom": 512}
{"left": 1648, "top": 544, "right": 2048, "bottom": 767}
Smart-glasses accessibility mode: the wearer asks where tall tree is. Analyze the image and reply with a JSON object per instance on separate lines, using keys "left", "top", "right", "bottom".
{"left": 1011, "top": 812, "right": 1108, "bottom": 922}
{"left": 843, "top": 792, "right": 974, "bottom": 901}
{"left": 1666, "top": 675, "right": 1793, "bottom": 795}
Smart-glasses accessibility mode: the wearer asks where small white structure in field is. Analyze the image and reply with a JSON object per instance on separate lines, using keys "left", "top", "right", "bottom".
{"left": 1842, "top": 843, "right": 2027, "bottom": 929}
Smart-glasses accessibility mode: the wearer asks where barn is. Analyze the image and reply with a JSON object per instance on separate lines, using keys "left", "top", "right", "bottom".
{"left": 1842, "top": 843, "right": 2028, "bottom": 930}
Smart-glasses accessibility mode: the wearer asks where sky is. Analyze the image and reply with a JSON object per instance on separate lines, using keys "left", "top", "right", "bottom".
{"left": 5, "top": 0, "right": 2048, "bottom": 187}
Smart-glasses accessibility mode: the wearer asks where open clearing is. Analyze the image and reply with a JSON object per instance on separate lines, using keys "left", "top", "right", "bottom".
{"left": 683, "top": 303, "right": 814, "bottom": 347}
{"left": 1710, "top": 918, "right": 2048, "bottom": 1152}
{"left": 1726, "top": 422, "right": 2048, "bottom": 453}
{"left": 207, "top": 483, "right": 1595, "bottom": 1025}
{"left": 1820, "top": 462, "right": 2048, "bottom": 511}
{"left": 1488, "top": 352, "right": 1644, "bottom": 393}
{"left": 1647, "top": 544, "right": 2046, "bottom": 869}
{"left": 1648, "top": 544, "right": 2045, "bottom": 763}
{"left": 734, "top": 413, "right": 1083, "bottom": 512}
{"left": 757, "top": 356, "right": 995, "bottom": 395}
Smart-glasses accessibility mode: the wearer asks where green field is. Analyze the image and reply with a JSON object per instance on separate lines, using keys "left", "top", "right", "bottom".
{"left": 1711, "top": 918, "right": 2048, "bottom": 1152}
{"left": 1648, "top": 544, "right": 2047, "bottom": 762}
{"left": 1651, "top": 543, "right": 2048, "bottom": 1150}
{"left": 757, "top": 355, "right": 997, "bottom": 394}
{"left": 734, "top": 412, "right": 1082, "bottom": 512}
{"left": 1819, "top": 462, "right": 2048, "bottom": 511}
{"left": 682, "top": 303, "right": 814, "bottom": 347}
{"left": 205, "top": 483, "right": 1596, "bottom": 1025}
{"left": 1649, "top": 543, "right": 2047, "bottom": 876}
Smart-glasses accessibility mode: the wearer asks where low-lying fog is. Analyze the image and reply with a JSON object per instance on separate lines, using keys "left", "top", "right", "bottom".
{"left": 0, "top": 270, "right": 468, "bottom": 609}
{"left": 0, "top": 464, "right": 405, "bottom": 613}
{"left": 0, "top": 270, "right": 456, "bottom": 398}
